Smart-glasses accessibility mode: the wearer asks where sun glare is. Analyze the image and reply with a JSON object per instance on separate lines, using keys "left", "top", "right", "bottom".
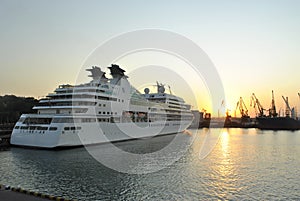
{"left": 220, "top": 130, "right": 229, "bottom": 157}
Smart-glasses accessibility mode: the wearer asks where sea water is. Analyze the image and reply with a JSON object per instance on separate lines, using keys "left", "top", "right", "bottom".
{"left": 0, "top": 128, "right": 299, "bottom": 200}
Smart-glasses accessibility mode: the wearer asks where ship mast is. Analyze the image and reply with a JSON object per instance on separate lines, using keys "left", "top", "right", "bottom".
{"left": 155, "top": 81, "right": 165, "bottom": 94}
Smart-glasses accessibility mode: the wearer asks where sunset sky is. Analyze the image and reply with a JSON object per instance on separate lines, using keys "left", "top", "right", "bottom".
{"left": 1, "top": 0, "right": 300, "bottom": 116}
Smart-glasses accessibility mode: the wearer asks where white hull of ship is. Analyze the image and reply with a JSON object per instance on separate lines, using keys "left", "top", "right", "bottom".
{"left": 10, "top": 121, "right": 191, "bottom": 148}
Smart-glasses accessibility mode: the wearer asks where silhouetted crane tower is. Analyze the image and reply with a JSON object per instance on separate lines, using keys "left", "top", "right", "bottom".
{"left": 235, "top": 97, "right": 249, "bottom": 118}
{"left": 250, "top": 93, "right": 265, "bottom": 117}
{"left": 269, "top": 90, "right": 278, "bottom": 117}
{"left": 282, "top": 96, "right": 292, "bottom": 117}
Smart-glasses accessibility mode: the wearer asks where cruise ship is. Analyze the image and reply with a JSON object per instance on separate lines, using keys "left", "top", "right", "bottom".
{"left": 10, "top": 64, "right": 193, "bottom": 148}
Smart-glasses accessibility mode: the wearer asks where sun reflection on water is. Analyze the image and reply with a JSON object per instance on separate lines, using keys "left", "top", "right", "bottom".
{"left": 220, "top": 130, "right": 229, "bottom": 157}
{"left": 207, "top": 129, "right": 239, "bottom": 199}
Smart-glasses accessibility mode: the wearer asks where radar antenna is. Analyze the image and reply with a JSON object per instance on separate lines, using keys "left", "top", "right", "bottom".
{"left": 155, "top": 81, "right": 165, "bottom": 94}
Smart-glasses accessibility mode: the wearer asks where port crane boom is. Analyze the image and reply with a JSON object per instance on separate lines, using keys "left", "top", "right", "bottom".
{"left": 236, "top": 97, "right": 249, "bottom": 118}
{"left": 250, "top": 93, "right": 265, "bottom": 117}
{"left": 298, "top": 93, "right": 300, "bottom": 118}
{"left": 269, "top": 90, "right": 278, "bottom": 117}
{"left": 282, "top": 96, "right": 292, "bottom": 117}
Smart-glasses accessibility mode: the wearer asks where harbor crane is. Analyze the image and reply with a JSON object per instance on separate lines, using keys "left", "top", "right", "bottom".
{"left": 298, "top": 93, "right": 300, "bottom": 118}
{"left": 218, "top": 99, "right": 226, "bottom": 117}
{"left": 250, "top": 93, "right": 265, "bottom": 117}
{"left": 282, "top": 96, "right": 292, "bottom": 117}
{"left": 269, "top": 90, "right": 278, "bottom": 117}
{"left": 235, "top": 97, "right": 249, "bottom": 118}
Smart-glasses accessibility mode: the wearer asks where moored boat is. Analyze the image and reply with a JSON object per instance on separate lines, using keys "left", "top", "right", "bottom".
{"left": 256, "top": 90, "right": 300, "bottom": 130}
{"left": 10, "top": 65, "right": 193, "bottom": 148}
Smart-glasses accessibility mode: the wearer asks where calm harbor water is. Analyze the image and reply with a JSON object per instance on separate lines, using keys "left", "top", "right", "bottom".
{"left": 0, "top": 128, "right": 300, "bottom": 200}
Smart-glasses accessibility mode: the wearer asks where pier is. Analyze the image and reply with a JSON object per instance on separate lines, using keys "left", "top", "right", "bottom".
{"left": 0, "top": 190, "right": 48, "bottom": 201}
{"left": 0, "top": 184, "right": 76, "bottom": 201}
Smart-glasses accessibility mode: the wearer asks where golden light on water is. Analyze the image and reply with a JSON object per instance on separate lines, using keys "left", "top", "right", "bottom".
{"left": 212, "top": 129, "right": 236, "bottom": 195}
{"left": 220, "top": 130, "right": 230, "bottom": 157}
{"left": 217, "top": 130, "right": 232, "bottom": 178}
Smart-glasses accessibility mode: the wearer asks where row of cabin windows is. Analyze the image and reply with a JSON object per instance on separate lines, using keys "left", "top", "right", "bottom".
{"left": 39, "top": 99, "right": 127, "bottom": 108}
{"left": 61, "top": 118, "right": 117, "bottom": 123}
{"left": 149, "top": 94, "right": 166, "bottom": 98}
{"left": 167, "top": 101, "right": 181, "bottom": 106}
{"left": 98, "top": 98, "right": 124, "bottom": 107}
{"left": 16, "top": 126, "right": 58, "bottom": 131}
{"left": 38, "top": 100, "right": 132, "bottom": 107}
{"left": 64, "top": 126, "right": 82, "bottom": 131}
{"left": 98, "top": 111, "right": 117, "bottom": 115}
{"left": 16, "top": 118, "right": 190, "bottom": 130}
{"left": 98, "top": 118, "right": 110, "bottom": 122}
{"left": 164, "top": 109, "right": 191, "bottom": 114}
{"left": 52, "top": 118, "right": 97, "bottom": 123}
{"left": 149, "top": 123, "right": 168, "bottom": 127}
{"left": 20, "top": 112, "right": 190, "bottom": 125}
{"left": 50, "top": 118, "right": 98, "bottom": 123}
{"left": 150, "top": 108, "right": 166, "bottom": 112}
{"left": 37, "top": 101, "right": 96, "bottom": 107}
{"left": 49, "top": 94, "right": 116, "bottom": 101}
{"left": 23, "top": 118, "right": 52, "bottom": 125}
{"left": 168, "top": 98, "right": 180, "bottom": 102}
{"left": 73, "top": 89, "right": 106, "bottom": 93}
{"left": 168, "top": 105, "right": 182, "bottom": 109}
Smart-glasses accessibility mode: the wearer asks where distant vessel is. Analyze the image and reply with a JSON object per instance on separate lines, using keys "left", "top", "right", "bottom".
{"left": 256, "top": 116, "right": 300, "bottom": 130}
{"left": 11, "top": 64, "right": 193, "bottom": 148}
{"left": 256, "top": 91, "right": 300, "bottom": 130}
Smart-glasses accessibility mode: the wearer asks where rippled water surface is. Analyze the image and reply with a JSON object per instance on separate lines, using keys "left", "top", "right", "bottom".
{"left": 1, "top": 128, "right": 300, "bottom": 200}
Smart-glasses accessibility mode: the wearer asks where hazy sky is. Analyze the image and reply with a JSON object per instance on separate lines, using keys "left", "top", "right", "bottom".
{"left": 1, "top": 0, "right": 300, "bottom": 116}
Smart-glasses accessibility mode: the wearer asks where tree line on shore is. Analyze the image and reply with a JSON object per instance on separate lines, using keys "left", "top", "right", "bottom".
{"left": 0, "top": 95, "right": 38, "bottom": 123}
